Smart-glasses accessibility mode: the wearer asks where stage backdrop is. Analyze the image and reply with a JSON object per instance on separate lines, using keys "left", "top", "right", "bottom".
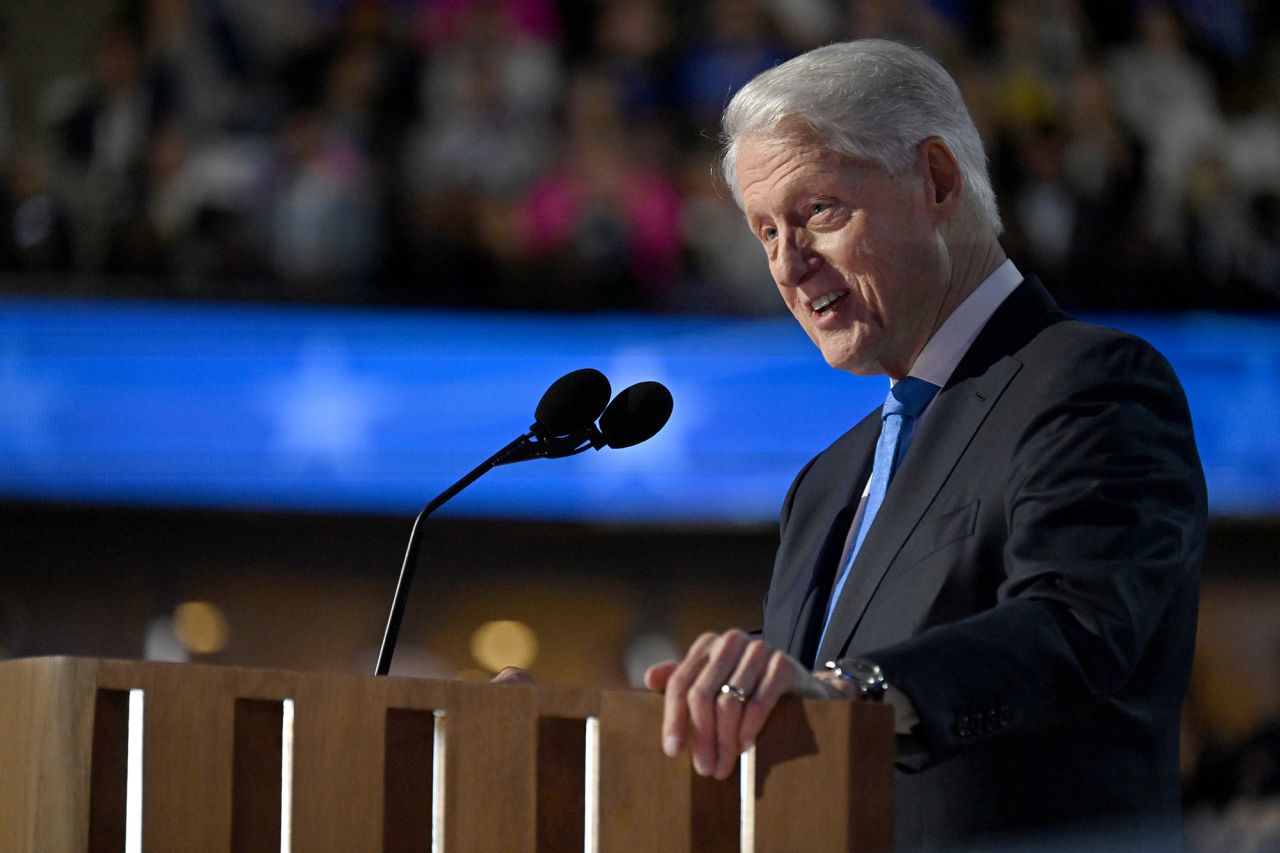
{"left": 3, "top": 296, "right": 1276, "bottom": 521}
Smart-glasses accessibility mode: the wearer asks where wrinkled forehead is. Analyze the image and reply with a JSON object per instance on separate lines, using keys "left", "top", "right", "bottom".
{"left": 734, "top": 130, "right": 886, "bottom": 211}
{"left": 728, "top": 116, "right": 823, "bottom": 170}
{"left": 733, "top": 123, "right": 824, "bottom": 185}
{"left": 728, "top": 115, "right": 891, "bottom": 207}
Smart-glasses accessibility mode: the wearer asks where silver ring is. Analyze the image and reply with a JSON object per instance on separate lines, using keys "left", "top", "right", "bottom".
{"left": 719, "top": 683, "right": 750, "bottom": 702}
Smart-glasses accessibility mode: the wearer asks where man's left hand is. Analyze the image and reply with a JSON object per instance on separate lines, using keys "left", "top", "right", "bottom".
{"left": 490, "top": 666, "right": 535, "bottom": 685}
{"left": 643, "top": 629, "right": 845, "bottom": 780}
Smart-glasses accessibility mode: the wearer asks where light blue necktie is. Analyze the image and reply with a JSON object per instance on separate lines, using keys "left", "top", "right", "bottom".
{"left": 817, "top": 376, "right": 940, "bottom": 651}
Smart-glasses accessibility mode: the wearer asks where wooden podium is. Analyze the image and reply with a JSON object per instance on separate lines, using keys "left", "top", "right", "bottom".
{"left": 0, "top": 657, "right": 892, "bottom": 851}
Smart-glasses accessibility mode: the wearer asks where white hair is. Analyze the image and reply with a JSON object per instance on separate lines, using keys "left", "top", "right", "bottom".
{"left": 721, "top": 39, "right": 1003, "bottom": 234}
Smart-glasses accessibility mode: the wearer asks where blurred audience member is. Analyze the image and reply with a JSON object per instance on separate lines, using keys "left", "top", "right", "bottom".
{"left": 44, "top": 22, "right": 174, "bottom": 272}
{"left": 414, "top": 0, "right": 563, "bottom": 49}
{"left": 673, "top": 139, "right": 776, "bottom": 314}
{"left": 514, "top": 68, "right": 681, "bottom": 311}
{"left": 844, "top": 0, "right": 961, "bottom": 60}
{"left": 594, "top": 0, "right": 677, "bottom": 124}
{"left": 0, "top": 146, "right": 74, "bottom": 274}
{"left": 269, "top": 107, "right": 383, "bottom": 298}
{"left": 1057, "top": 62, "right": 1144, "bottom": 289}
{"left": 0, "top": 19, "right": 12, "bottom": 168}
{"left": 143, "top": 0, "right": 252, "bottom": 135}
{"left": 674, "top": 0, "right": 790, "bottom": 133}
{"left": 1107, "top": 5, "right": 1222, "bottom": 251}
{"left": 397, "top": 0, "right": 559, "bottom": 305}
{"left": 144, "top": 121, "right": 273, "bottom": 292}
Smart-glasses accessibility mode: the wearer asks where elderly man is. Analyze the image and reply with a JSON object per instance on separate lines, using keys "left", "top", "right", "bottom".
{"left": 645, "top": 40, "right": 1206, "bottom": 848}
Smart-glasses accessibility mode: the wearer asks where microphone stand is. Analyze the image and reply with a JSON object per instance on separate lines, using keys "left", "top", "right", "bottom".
{"left": 373, "top": 426, "right": 604, "bottom": 676}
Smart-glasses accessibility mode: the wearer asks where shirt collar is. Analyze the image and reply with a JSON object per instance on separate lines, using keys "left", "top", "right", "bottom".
{"left": 902, "top": 259, "right": 1022, "bottom": 389}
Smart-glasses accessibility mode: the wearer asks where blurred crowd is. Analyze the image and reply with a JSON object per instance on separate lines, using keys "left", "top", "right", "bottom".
{"left": 0, "top": 0, "right": 1278, "bottom": 312}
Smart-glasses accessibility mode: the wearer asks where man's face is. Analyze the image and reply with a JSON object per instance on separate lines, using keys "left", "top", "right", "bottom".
{"left": 736, "top": 132, "right": 948, "bottom": 378}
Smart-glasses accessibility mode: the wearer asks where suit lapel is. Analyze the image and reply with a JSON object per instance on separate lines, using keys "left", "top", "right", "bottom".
{"left": 764, "top": 421, "right": 877, "bottom": 661}
{"left": 782, "top": 504, "right": 856, "bottom": 662}
{"left": 813, "top": 277, "right": 1061, "bottom": 663}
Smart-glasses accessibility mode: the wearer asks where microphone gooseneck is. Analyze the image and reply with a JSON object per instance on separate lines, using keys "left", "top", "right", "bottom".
{"left": 374, "top": 369, "right": 675, "bottom": 676}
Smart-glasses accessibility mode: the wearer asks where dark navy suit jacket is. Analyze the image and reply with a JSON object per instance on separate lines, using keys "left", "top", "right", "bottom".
{"left": 761, "top": 278, "right": 1206, "bottom": 848}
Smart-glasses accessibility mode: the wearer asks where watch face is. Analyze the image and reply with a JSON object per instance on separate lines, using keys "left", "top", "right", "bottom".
{"left": 824, "top": 658, "right": 886, "bottom": 699}
{"left": 844, "top": 658, "right": 886, "bottom": 697}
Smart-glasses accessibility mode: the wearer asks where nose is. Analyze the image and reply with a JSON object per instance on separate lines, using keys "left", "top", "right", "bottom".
{"left": 773, "top": 231, "right": 817, "bottom": 289}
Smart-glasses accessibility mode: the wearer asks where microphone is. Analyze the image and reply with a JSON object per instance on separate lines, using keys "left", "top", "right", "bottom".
{"left": 532, "top": 368, "right": 611, "bottom": 437}
{"left": 499, "top": 377, "right": 673, "bottom": 464}
{"left": 374, "top": 370, "right": 674, "bottom": 676}
{"left": 598, "top": 381, "right": 674, "bottom": 448}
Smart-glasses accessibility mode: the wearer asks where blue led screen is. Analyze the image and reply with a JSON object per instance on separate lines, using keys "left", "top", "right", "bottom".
{"left": 2, "top": 296, "right": 1278, "bottom": 521}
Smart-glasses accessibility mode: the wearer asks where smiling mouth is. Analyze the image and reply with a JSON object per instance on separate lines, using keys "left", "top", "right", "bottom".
{"left": 811, "top": 291, "right": 848, "bottom": 316}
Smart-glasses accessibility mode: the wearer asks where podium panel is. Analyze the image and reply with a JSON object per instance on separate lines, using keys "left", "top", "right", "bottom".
{"left": 0, "top": 657, "right": 892, "bottom": 851}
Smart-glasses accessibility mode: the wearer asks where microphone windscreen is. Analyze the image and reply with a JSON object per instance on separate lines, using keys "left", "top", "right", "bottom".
{"left": 599, "top": 382, "right": 674, "bottom": 449}
{"left": 534, "top": 368, "right": 612, "bottom": 436}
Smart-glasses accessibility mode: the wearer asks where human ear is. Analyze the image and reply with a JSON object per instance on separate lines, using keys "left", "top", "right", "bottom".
{"left": 920, "top": 138, "right": 963, "bottom": 219}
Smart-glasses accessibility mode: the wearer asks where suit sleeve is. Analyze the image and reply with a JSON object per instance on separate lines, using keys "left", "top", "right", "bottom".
{"left": 866, "top": 334, "right": 1207, "bottom": 764}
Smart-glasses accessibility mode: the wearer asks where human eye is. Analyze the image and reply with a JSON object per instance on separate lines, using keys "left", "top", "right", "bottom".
{"left": 806, "top": 199, "right": 846, "bottom": 229}
{"left": 760, "top": 224, "right": 778, "bottom": 242}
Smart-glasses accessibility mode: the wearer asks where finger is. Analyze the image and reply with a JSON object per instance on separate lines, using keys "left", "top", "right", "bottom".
{"left": 712, "top": 639, "right": 774, "bottom": 779}
{"left": 739, "top": 652, "right": 807, "bottom": 749}
{"left": 644, "top": 660, "right": 679, "bottom": 693}
{"left": 687, "top": 630, "right": 752, "bottom": 776}
{"left": 490, "top": 666, "right": 535, "bottom": 685}
{"left": 661, "top": 632, "right": 719, "bottom": 758}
